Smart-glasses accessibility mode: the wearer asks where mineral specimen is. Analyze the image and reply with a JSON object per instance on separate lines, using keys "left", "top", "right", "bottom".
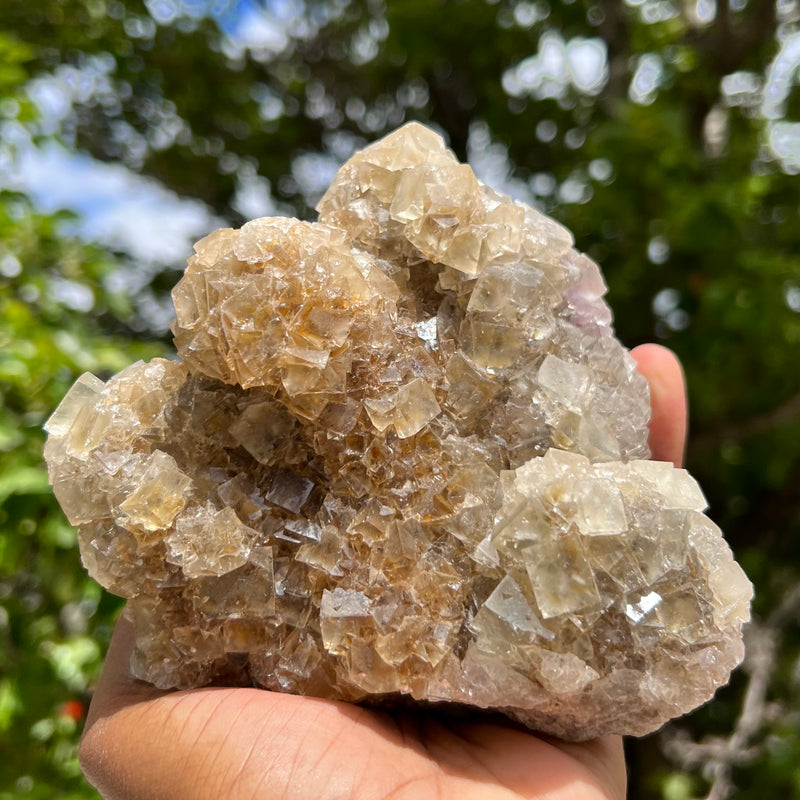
{"left": 44, "top": 122, "right": 752, "bottom": 740}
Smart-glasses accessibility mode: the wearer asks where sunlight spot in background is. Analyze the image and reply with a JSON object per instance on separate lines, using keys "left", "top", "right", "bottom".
{"left": 146, "top": 0, "right": 181, "bottom": 25}
{"left": 49, "top": 278, "right": 95, "bottom": 314}
{"left": 630, "top": 53, "right": 664, "bottom": 105}
{"left": 468, "top": 121, "right": 535, "bottom": 204}
{"left": 761, "top": 31, "right": 800, "bottom": 173}
{"left": 512, "top": 1, "right": 550, "bottom": 29}
{"left": 652, "top": 287, "right": 680, "bottom": 316}
{"left": 530, "top": 172, "right": 557, "bottom": 197}
{"left": 721, "top": 71, "right": 762, "bottom": 109}
{"left": 233, "top": 170, "right": 283, "bottom": 219}
{"left": 559, "top": 173, "right": 593, "bottom": 204}
{"left": 536, "top": 119, "right": 557, "bottom": 142}
{"left": 26, "top": 54, "right": 117, "bottom": 138}
{"left": 647, "top": 236, "right": 671, "bottom": 265}
{"left": 624, "top": 0, "right": 681, "bottom": 25}
{"left": 588, "top": 158, "right": 613, "bottom": 183}
{"left": 761, "top": 31, "right": 800, "bottom": 120}
{"left": 502, "top": 32, "right": 608, "bottom": 100}
{"left": 652, "top": 287, "right": 689, "bottom": 337}
{"left": 784, "top": 284, "right": 800, "bottom": 313}
{"left": 686, "top": 0, "right": 717, "bottom": 27}
{"left": 767, "top": 122, "right": 800, "bottom": 173}
{"left": 291, "top": 151, "right": 341, "bottom": 207}
{"left": 0, "top": 254, "right": 22, "bottom": 279}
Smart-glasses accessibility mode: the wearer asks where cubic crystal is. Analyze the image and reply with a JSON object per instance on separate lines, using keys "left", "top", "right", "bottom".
{"left": 44, "top": 122, "right": 752, "bottom": 741}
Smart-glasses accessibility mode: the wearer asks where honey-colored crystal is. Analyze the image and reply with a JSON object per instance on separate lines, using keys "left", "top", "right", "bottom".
{"left": 44, "top": 122, "right": 751, "bottom": 740}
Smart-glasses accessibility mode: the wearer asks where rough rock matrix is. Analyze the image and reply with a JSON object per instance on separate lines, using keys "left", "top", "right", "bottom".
{"left": 44, "top": 123, "right": 752, "bottom": 740}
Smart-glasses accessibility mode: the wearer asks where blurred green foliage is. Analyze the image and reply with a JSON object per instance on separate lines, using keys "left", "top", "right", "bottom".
{"left": 0, "top": 1, "right": 797, "bottom": 798}
{"left": 0, "top": 194, "right": 162, "bottom": 797}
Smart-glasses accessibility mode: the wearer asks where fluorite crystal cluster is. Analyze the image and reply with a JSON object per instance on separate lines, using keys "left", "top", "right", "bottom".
{"left": 44, "top": 123, "right": 752, "bottom": 740}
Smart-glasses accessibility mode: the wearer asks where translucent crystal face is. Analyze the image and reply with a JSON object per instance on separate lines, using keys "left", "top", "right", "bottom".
{"left": 44, "top": 122, "right": 752, "bottom": 740}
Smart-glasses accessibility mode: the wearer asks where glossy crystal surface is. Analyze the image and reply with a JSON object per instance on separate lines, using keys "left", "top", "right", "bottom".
{"left": 44, "top": 123, "right": 751, "bottom": 739}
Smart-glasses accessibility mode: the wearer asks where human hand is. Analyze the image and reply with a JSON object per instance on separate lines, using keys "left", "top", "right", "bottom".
{"left": 79, "top": 343, "right": 686, "bottom": 800}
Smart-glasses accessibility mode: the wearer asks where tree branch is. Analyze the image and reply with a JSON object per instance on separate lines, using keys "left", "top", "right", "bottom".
{"left": 663, "top": 585, "right": 800, "bottom": 800}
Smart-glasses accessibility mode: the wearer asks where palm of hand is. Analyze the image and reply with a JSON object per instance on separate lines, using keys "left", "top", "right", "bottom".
{"left": 81, "top": 345, "right": 685, "bottom": 799}
{"left": 85, "top": 672, "right": 625, "bottom": 799}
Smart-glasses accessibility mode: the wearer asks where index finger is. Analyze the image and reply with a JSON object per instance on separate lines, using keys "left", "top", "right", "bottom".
{"left": 631, "top": 343, "right": 687, "bottom": 467}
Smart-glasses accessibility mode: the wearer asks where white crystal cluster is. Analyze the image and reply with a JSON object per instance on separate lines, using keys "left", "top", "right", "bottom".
{"left": 44, "top": 123, "right": 752, "bottom": 740}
